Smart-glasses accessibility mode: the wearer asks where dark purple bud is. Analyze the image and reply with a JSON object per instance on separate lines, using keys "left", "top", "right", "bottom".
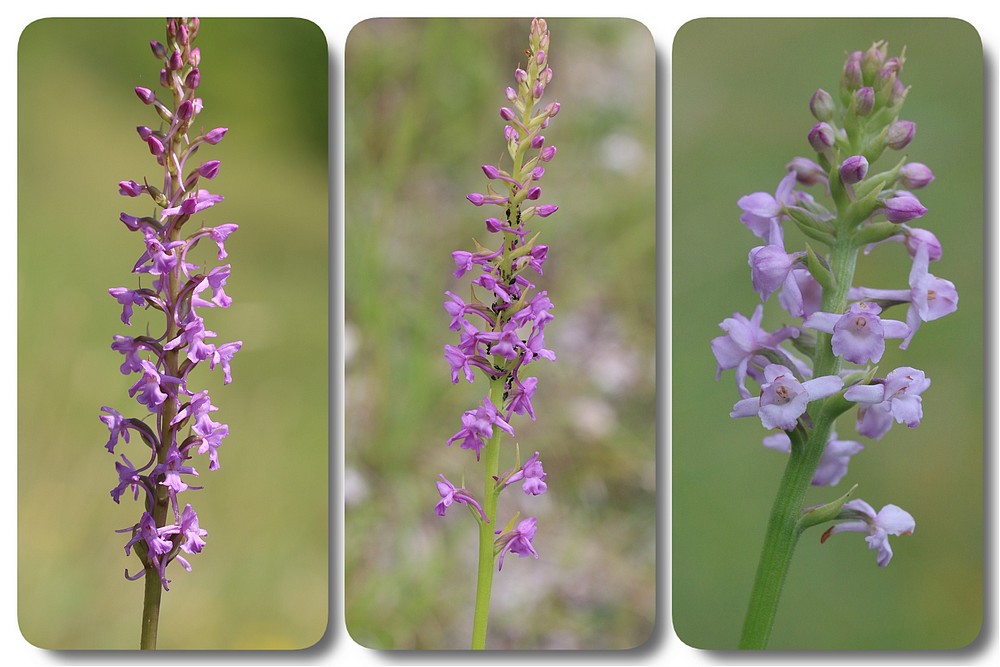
{"left": 504, "top": 126, "right": 519, "bottom": 144}
{"left": 146, "top": 135, "right": 164, "bottom": 156}
{"left": 898, "top": 162, "right": 935, "bottom": 189}
{"left": 168, "top": 49, "right": 183, "bottom": 71}
{"left": 886, "top": 120, "right": 916, "bottom": 150}
{"left": 499, "top": 107, "right": 515, "bottom": 121}
{"left": 525, "top": 186, "right": 541, "bottom": 200}
{"left": 481, "top": 164, "right": 501, "bottom": 179}
{"left": 198, "top": 160, "right": 221, "bottom": 179}
{"left": 536, "top": 204, "right": 558, "bottom": 217}
{"left": 883, "top": 194, "right": 927, "bottom": 223}
{"left": 485, "top": 217, "right": 503, "bottom": 233}
{"left": 120, "top": 212, "right": 143, "bottom": 230}
{"left": 150, "top": 40, "right": 167, "bottom": 59}
{"left": 530, "top": 166, "right": 545, "bottom": 181}
{"left": 186, "top": 67, "right": 201, "bottom": 90}
{"left": 839, "top": 155, "right": 869, "bottom": 184}
{"left": 159, "top": 68, "right": 169, "bottom": 88}
{"left": 854, "top": 86, "right": 874, "bottom": 116}
{"left": 809, "top": 88, "right": 834, "bottom": 121}
{"left": 136, "top": 125, "right": 153, "bottom": 140}
{"left": 467, "top": 193, "right": 486, "bottom": 206}
{"left": 134, "top": 87, "right": 155, "bottom": 104}
{"left": 205, "top": 127, "right": 228, "bottom": 145}
{"left": 807, "top": 122, "right": 835, "bottom": 153}
{"left": 176, "top": 99, "right": 194, "bottom": 122}
{"left": 540, "top": 145, "right": 556, "bottom": 162}
{"left": 531, "top": 135, "right": 545, "bottom": 149}
{"left": 167, "top": 18, "right": 178, "bottom": 39}
{"left": 177, "top": 24, "right": 190, "bottom": 46}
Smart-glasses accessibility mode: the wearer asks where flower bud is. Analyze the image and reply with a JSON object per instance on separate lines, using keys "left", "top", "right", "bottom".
{"left": 905, "top": 228, "right": 942, "bottom": 261}
{"left": 854, "top": 86, "right": 874, "bottom": 116}
{"left": 886, "top": 120, "right": 916, "bottom": 150}
{"left": 189, "top": 47, "right": 201, "bottom": 67}
{"left": 485, "top": 217, "right": 503, "bottom": 233}
{"left": 531, "top": 135, "right": 545, "bottom": 149}
{"left": 544, "top": 102, "right": 560, "bottom": 118}
{"left": 888, "top": 79, "right": 907, "bottom": 106}
{"left": 159, "top": 68, "right": 169, "bottom": 88}
{"left": 146, "top": 135, "right": 165, "bottom": 156}
{"left": 119, "top": 180, "right": 144, "bottom": 197}
{"left": 136, "top": 125, "right": 154, "bottom": 140}
{"left": 504, "top": 126, "right": 519, "bottom": 144}
{"left": 481, "top": 164, "right": 501, "bottom": 179}
{"left": 525, "top": 186, "right": 541, "bottom": 200}
{"left": 150, "top": 40, "right": 167, "bottom": 60}
{"left": 883, "top": 194, "right": 927, "bottom": 223}
{"left": 205, "top": 127, "right": 228, "bottom": 145}
{"left": 535, "top": 50, "right": 546, "bottom": 66}
{"left": 176, "top": 99, "right": 194, "bottom": 122}
{"left": 515, "top": 68, "right": 528, "bottom": 84}
{"left": 134, "top": 87, "right": 156, "bottom": 104}
{"left": 535, "top": 204, "right": 558, "bottom": 217}
{"left": 177, "top": 24, "right": 190, "bottom": 47}
{"left": 505, "top": 86, "right": 517, "bottom": 102}
{"left": 861, "top": 41, "right": 887, "bottom": 81}
{"left": 807, "top": 122, "right": 835, "bottom": 153}
{"left": 898, "top": 162, "right": 934, "bottom": 189}
{"left": 840, "top": 155, "right": 869, "bottom": 184}
{"left": 533, "top": 81, "right": 544, "bottom": 99}
{"left": 185, "top": 67, "right": 201, "bottom": 90}
{"left": 198, "top": 160, "right": 221, "bottom": 179}
{"left": 168, "top": 49, "right": 183, "bottom": 71}
{"left": 842, "top": 51, "right": 863, "bottom": 91}
{"left": 530, "top": 166, "right": 545, "bottom": 181}
{"left": 786, "top": 157, "right": 826, "bottom": 186}
{"left": 809, "top": 88, "right": 835, "bottom": 121}
{"left": 539, "top": 145, "right": 556, "bottom": 162}
{"left": 500, "top": 107, "right": 515, "bottom": 121}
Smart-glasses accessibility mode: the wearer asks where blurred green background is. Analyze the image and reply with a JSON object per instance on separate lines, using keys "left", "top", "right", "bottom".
{"left": 672, "top": 19, "right": 983, "bottom": 650}
{"left": 17, "top": 19, "right": 328, "bottom": 649}
{"left": 345, "top": 19, "right": 656, "bottom": 649}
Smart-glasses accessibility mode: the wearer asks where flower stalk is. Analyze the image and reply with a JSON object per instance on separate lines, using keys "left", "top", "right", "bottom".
{"left": 436, "top": 18, "right": 558, "bottom": 649}
{"left": 101, "top": 17, "right": 241, "bottom": 649}
{"left": 713, "top": 42, "right": 955, "bottom": 649}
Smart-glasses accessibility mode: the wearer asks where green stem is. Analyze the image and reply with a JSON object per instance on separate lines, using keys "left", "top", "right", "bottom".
{"left": 739, "top": 232, "right": 859, "bottom": 649}
{"left": 139, "top": 561, "right": 163, "bottom": 649}
{"left": 471, "top": 378, "right": 505, "bottom": 649}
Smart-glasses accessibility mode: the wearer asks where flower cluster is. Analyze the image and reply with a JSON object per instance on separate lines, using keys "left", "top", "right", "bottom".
{"left": 100, "top": 17, "right": 240, "bottom": 590}
{"left": 436, "top": 18, "right": 559, "bottom": 570}
{"left": 713, "top": 42, "right": 955, "bottom": 566}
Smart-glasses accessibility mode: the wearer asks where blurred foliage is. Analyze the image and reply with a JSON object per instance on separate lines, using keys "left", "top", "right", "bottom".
{"left": 345, "top": 18, "right": 656, "bottom": 649}
{"left": 672, "top": 18, "right": 983, "bottom": 650}
{"left": 17, "top": 18, "right": 328, "bottom": 649}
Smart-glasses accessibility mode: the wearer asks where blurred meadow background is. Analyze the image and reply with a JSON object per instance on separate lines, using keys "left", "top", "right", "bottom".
{"left": 672, "top": 19, "right": 983, "bottom": 650}
{"left": 345, "top": 18, "right": 656, "bottom": 649}
{"left": 17, "top": 19, "right": 328, "bottom": 649}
